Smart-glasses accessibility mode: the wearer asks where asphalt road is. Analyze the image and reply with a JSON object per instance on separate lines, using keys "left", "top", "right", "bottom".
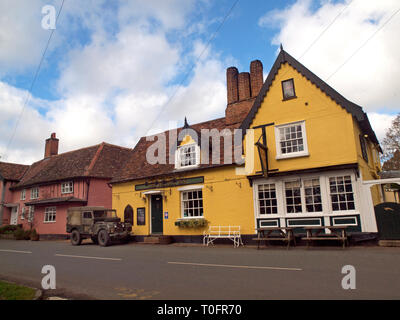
{"left": 0, "top": 239, "right": 399, "bottom": 300}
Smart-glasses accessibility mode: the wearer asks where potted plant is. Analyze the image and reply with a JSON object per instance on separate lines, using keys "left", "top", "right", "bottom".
{"left": 175, "top": 218, "right": 208, "bottom": 228}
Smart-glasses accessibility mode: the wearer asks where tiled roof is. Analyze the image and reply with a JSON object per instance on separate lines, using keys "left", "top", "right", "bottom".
{"left": 11, "top": 143, "right": 132, "bottom": 189}
{"left": 0, "top": 161, "right": 29, "bottom": 181}
{"left": 240, "top": 48, "right": 381, "bottom": 148}
{"left": 110, "top": 117, "right": 244, "bottom": 184}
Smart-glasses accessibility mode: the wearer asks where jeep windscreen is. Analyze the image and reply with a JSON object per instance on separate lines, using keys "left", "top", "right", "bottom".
{"left": 93, "top": 210, "right": 117, "bottom": 219}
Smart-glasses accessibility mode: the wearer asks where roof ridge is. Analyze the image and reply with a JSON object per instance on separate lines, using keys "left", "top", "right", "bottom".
{"left": 85, "top": 142, "right": 105, "bottom": 176}
{"left": 142, "top": 116, "right": 227, "bottom": 138}
{"left": 101, "top": 142, "right": 132, "bottom": 151}
{"left": 240, "top": 49, "right": 379, "bottom": 146}
{"left": 0, "top": 161, "right": 30, "bottom": 167}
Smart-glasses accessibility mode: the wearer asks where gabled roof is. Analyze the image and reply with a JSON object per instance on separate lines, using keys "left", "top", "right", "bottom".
{"left": 240, "top": 48, "right": 380, "bottom": 148}
{"left": 0, "top": 161, "right": 29, "bottom": 181}
{"left": 110, "top": 117, "right": 242, "bottom": 184}
{"left": 11, "top": 142, "right": 132, "bottom": 189}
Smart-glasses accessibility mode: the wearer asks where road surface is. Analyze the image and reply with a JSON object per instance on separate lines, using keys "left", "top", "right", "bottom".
{"left": 0, "top": 239, "right": 399, "bottom": 299}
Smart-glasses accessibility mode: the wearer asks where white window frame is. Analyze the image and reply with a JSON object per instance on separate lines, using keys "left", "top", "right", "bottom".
{"left": 21, "top": 206, "right": 25, "bottom": 220}
{"left": 275, "top": 120, "right": 309, "bottom": 160}
{"left": 253, "top": 170, "right": 359, "bottom": 221}
{"left": 327, "top": 174, "right": 357, "bottom": 214}
{"left": 30, "top": 187, "right": 39, "bottom": 200}
{"left": 61, "top": 181, "right": 74, "bottom": 194}
{"left": 44, "top": 207, "right": 56, "bottom": 223}
{"left": 20, "top": 189, "right": 26, "bottom": 200}
{"left": 283, "top": 177, "right": 323, "bottom": 214}
{"left": 175, "top": 143, "right": 200, "bottom": 170}
{"left": 180, "top": 188, "right": 204, "bottom": 219}
{"left": 256, "top": 183, "right": 278, "bottom": 215}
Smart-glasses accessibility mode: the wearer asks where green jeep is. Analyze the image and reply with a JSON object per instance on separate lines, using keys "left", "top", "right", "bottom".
{"left": 66, "top": 206, "right": 132, "bottom": 246}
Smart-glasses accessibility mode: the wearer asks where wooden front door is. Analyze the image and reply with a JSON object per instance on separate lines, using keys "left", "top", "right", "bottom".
{"left": 151, "top": 195, "right": 163, "bottom": 234}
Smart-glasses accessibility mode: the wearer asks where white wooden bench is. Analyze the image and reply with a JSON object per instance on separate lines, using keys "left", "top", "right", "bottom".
{"left": 203, "top": 226, "right": 243, "bottom": 247}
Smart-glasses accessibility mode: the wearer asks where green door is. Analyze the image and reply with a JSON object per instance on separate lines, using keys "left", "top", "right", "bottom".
{"left": 375, "top": 202, "right": 400, "bottom": 240}
{"left": 151, "top": 195, "right": 163, "bottom": 234}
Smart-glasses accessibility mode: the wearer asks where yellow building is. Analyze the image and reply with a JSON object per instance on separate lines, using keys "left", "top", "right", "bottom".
{"left": 110, "top": 48, "right": 382, "bottom": 241}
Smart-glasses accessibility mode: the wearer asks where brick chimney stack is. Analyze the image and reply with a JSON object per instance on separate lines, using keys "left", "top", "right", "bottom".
{"left": 225, "top": 60, "right": 264, "bottom": 125}
{"left": 250, "top": 60, "right": 263, "bottom": 97}
{"left": 44, "top": 133, "right": 59, "bottom": 158}
{"left": 238, "top": 72, "right": 251, "bottom": 100}
{"left": 226, "top": 67, "right": 239, "bottom": 104}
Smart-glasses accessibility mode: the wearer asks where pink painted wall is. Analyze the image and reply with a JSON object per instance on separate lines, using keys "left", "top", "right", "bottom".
{"left": 87, "top": 178, "right": 112, "bottom": 208}
{"left": 1, "top": 178, "right": 113, "bottom": 235}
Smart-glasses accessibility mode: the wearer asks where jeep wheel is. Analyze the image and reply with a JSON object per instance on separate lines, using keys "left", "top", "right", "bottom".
{"left": 71, "top": 230, "right": 82, "bottom": 246}
{"left": 98, "top": 229, "right": 110, "bottom": 247}
{"left": 91, "top": 236, "right": 98, "bottom": 244}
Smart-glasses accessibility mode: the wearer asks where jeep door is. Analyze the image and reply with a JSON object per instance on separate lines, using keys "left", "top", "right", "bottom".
{"left": 82, "top": 211, "right": 94, "bottom": 234}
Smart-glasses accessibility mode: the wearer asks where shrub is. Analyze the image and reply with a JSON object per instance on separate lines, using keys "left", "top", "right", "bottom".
{"left": 13, "top": 228, "right": 31, "bottom": 240}
{"left": 0, "top": 225, "right": 19, "bottom": 234}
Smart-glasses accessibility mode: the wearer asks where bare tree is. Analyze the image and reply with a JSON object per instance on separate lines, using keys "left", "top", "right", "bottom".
{"left": 382, "top": 113, "right": 400, "bottom": 170}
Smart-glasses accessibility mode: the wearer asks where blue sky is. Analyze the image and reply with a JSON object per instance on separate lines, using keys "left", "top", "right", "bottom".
{"left": 0, "top": 0, "right": 398, "bottom": 163}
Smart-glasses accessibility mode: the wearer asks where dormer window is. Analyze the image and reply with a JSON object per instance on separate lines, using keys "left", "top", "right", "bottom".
{"left": 175, "top": 144, "right": 200, "bottom": 169}
{"left": 282, "top": 79, "right": 296, "bottom": 100}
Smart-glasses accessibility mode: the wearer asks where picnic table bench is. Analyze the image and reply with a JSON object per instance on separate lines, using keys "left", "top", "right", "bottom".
{"left": 203, "top": 226, "right": 243, "bottom": 248}
{"left": 253, "top": 227, "right": 296, "bottom": 250}
{"left": 302, "top": 226, "right": 348, "bottom": 249}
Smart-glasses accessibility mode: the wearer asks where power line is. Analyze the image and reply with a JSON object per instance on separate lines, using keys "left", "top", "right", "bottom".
{"left": 140, "top": 0, "right": 240, "bottom": 137}
{"left": 277, "top": 0, "right": 354, "bottom": 81}
{"left": 4, "top": 0, "right": 66, "bottom": 159}
{"left": 326, "top": 6, "right": 400, "bottom": 81}
{"left": 298, "top": 0, "right": 354, "bottom": 60}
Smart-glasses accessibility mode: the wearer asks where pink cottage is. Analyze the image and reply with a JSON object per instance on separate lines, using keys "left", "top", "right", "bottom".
{"left": 0, "top": 134, "right": 132, "bottom": 238}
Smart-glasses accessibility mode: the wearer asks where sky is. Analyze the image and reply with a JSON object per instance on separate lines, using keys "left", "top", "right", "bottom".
{"left": 0, "top": 0, "right": 398, "bottom": 164}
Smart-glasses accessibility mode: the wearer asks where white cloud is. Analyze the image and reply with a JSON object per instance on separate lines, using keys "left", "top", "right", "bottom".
{"left": 0, "top": 0, "right": 52, "bottom": 74}
{"left": 367, "top": 112, "right": 396, "bottom": 143}
{"left": 259, "top": 0, "right": 400, "bottom": 145}
{"left": 0, "top": 1, "right": 229, "bottom": 164}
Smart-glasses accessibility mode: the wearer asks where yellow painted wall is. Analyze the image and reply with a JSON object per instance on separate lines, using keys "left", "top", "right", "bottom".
{"left": 112, "top": 166, "right": 255, "bottom": 236}
{"left": 245, "top": 62, "right": 360, "bottom": 175}
{"left": 351, "top": 117, "right": 382, "bottom": 205}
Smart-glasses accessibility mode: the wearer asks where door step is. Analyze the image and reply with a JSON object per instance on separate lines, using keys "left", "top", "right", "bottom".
{"left": 143, "top": 235, "right": 172, "bottom": 244}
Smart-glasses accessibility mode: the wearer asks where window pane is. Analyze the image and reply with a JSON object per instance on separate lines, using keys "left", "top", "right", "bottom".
{"left": 329, "top": 175, "right": 355, "bottom": 211}
{"left": 257, "top": 184, "right": 277, "bottom": 215}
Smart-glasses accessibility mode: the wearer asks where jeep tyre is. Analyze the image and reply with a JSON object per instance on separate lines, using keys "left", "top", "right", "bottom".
{"left": 98, "top": 229, "right": 111, "bottom": 247}
{"left": 71, "top": 230, "right": 82, "bottom": 246}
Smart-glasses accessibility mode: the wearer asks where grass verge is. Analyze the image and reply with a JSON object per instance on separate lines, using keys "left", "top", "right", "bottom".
{"left": 0, "top": 280, "right": 37, "bottom": 300}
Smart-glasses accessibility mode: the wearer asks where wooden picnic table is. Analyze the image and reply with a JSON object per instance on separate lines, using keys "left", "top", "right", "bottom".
{"left": 302, "top": 226, "right": 348, "bottom": 249}
{"left": 253, "top": 227, "right": 296, "bottom": 250}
